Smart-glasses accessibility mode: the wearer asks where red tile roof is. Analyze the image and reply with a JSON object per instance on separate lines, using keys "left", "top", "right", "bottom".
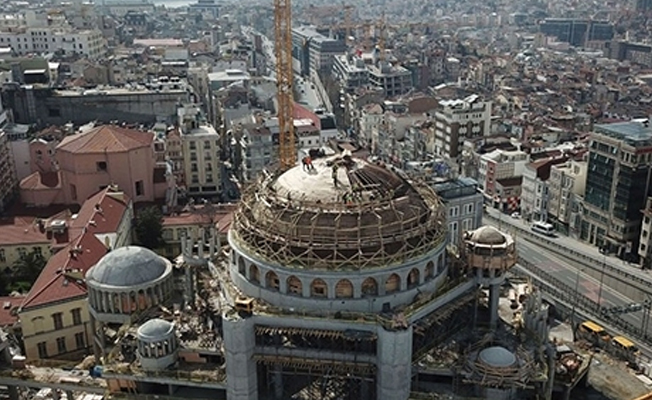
{"left": 21, "top": 187, "right": 130, "bottom": 310}
{"left": 162, "top": 204, "right": 236, "bottom": 230}
{"left": 19, "top": 171, "right": 61, "bottom": 190}
{"left": 0, "top": 217, "right": 49, "bottom": 246}
{"left": 70, "top": 187, "right": 131, "bottom": 239}
{"left": 57, "top": 125, "right": 154, "bottom": 154}
{"left": 0, "top": 295, "right": 25, "bottom": 327}
{"left": 20, "top": 232, "right": 108, "bottom": 310}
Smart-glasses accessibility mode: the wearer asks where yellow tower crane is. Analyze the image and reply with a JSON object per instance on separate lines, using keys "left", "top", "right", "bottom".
{"left": 274, "top": 0, "right": 296, "bottom": 171}
{"left": 378, "top": 13, "right": 386, "bottom": 62}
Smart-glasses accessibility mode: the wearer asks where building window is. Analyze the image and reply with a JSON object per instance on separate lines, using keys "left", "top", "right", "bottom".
{"left": 96, "top": 161, "right": 107, "bottom": 171}
{"left": 52, "top": 312, "right": 63, "bottom": 330}
{"left": 37, "top": 342, "right": 47, "bottom": 358}
{"left": 189, "top": 142, "right": 196, "bottom": 150}
{"left": 32, "top": 247, "right": 42, "bottom": 256}
{"left": 191, "top": 163, "right": 198, "bottom": 172}
{"left": 206, "top": 174, "right": 213, "bottom": 183}
{"left": 191, "top": 175, "right": 199, "bottom": 184}
{"left": 56, "top": 337, "right": 66, "bottom": 354}
{"left": 449, "top": 206, "right": 459, "bottom": 217}
{"left": 449, "top": 221, "right": 458, "bottom": 243}
{"left": 17, "top": 248, "right": 26, "bottom": 258}
{"left": 75, "top": 332, "right": 85, "bottom": 350}
{"left": 71, "top": 308, "right": 82, "bottom": 326}
{"left": 204, "top": 140, "right": 211, "bottom": 149}
{"left": 464, "top": 203, "right": 474, "bottom": 215}
{"left": 135, "top": 180, "right": 144, "bottom": 196}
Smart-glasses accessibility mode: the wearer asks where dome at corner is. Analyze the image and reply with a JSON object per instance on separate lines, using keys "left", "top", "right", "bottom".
{"left": 87, "top": 246, "right": 169, "bottom": 287}
{"left": 470, "top": 226, "right": 507, "bottom": 245}
{"left": 479, "top": 346, "right": 516, "bottom": 368}
{"left": 138, "top": 318, "right": 174, "bottom": 339}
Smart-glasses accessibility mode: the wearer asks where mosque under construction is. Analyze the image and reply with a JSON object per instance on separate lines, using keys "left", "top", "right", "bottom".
{"left": 80, "top": 153, "right": 588, "bottom": 400}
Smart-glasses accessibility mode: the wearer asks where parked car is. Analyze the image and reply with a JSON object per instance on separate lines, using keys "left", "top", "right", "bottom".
{"left": 511, "top": 212, "right": 521, "bottom": 219}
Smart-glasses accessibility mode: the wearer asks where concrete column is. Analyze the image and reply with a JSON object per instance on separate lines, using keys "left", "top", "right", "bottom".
{"left": 52, "top": 389, "right": 60, "bottom": 400}
{"left": 181, "top": 233, "right": 188, "bottom": 257}
{"left": 376, "top": 325, "right": 413, "bottom": 400}
{"left": 65, "top": 390, "right": 74, "bottom": 400}
{"left": 273, "top": 365, "right": 283, "bottom": 399}
{"left": 489, "top": 283, "right": 500, "bottom": 330}
{"left": 223, "top": 316, "right": 258, "bottom": 400}
{"left": 90, "top": 317, "right": 101, "bottom": 361}
{"left": 209, "top": 226, "right": 216, "bottom": 257}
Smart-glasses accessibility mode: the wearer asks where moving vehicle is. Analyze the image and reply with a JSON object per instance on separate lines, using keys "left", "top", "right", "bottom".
{"left": 531, "top": 221, "right": 555, "bottom": 237}
{"left": 577, "top": 320, "right": 640, "bottom": 363}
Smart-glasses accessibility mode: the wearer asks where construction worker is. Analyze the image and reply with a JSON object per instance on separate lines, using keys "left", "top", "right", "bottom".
{"left": 332, "top": 164, "right": 339, "bottom": 187}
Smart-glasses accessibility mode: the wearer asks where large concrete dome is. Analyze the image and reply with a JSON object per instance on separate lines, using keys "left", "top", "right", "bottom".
{"left": 87, "top": 246, "right": 169, "bottom": 287}
{"left": 231, "top": 155, "right": 447, "bottom": 270}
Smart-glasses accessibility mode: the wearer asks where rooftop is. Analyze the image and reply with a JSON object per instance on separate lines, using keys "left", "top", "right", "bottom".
{"left": 57, "top": 125, "right": 153, "bottom": 154}
{"left": 0, "top": 216, "right": 49, "bottom": 246}
{"left": 86, "top": 246, "right": 169, "bottom": 288}
{"left": 432, "top": 178, "right": 479, "bottom": 200}
{"left": 594, "top": 119, "right": 652, "bottom": 146}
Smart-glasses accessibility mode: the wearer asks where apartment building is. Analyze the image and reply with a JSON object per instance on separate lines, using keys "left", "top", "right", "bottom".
{"left": 434, "top": 95, "right": 492, "bottom": 160}
{"left": 0, "top": 217, "right": 51, "bottom": 272}
{"left": 548, "top": 159, "right": 587, "bottom": 237}
{"left": 19, "top": 187, "right": 132, "bottom": 360}
{"left": 238, "top": 123, "right": 274, "bottom": 182}
{"left": 432, "top": 177, "right": 483, "bottom": 247}
{"left": 0, "top": 27, "right": 105, "bottom": 59}
{"left": 368, "top": 62, "right": 413, "bottom": 98}
{"left": 332, "top": 54, "right": 369, "bottom": 91}
{"left": 478, "top": 147, "right": 528, "bottom": 199}
{"left": 581, "top": 119, "right": 652, "bottom": 259}
{"left": 178, "top": 105, "right": 221, "bottom": 199}
{"left": 0, "top": 129, "right": 18, "bottom": 214}
{"left": 291, "top": 26, "right": 346, "bottom": 77}
{"left": 520, "top": 157, "right": 568, "bottom": 222}
{"left": 640, "top": 197, "right": 652, "bottom": 269}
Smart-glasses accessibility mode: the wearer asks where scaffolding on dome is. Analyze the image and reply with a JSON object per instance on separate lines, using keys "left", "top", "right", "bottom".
{"left": 231, "top": 161, "right": 448, "bottom": 271}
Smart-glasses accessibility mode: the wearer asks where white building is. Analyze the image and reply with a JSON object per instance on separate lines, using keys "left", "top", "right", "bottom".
{"left": 548, "top": 158, "right": 587, "bottom": 236}
{"left": 0, "top": 27, "right": 105, "bottom": 58}
{"left": 178, "top": 105, "right": 221, "bottom": 198}
{"left": 434, "top": 95, "right": 492, "bottom": 160}
{"left": 478, "top": 148, "right": 528, "bottom": 198}
{"left": 332, "top": 54, "right": 369, "bottom": 91}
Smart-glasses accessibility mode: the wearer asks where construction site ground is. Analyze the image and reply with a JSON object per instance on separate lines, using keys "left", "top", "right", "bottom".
{"left": 588, "top": 353, "right": 651, "bottom": 400}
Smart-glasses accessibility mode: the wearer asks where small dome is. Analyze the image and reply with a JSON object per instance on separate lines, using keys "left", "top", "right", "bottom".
{"left": 470, "top": 226, "right": 506, "bottom": 245}
{"left": 479, "top": 346, "right": 516, "bottom": 368}
{"left": 138, "top": 319, "right": 175, "bottom": 340}
{"left": 87, "top": 246, "right": 169, "bottom": 287}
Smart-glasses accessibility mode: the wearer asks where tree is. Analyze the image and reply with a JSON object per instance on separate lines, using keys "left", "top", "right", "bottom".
{"left": 135, "top": 206, "right": 165, "bottom": 249}
{"left": 9, "top": 250, "right": 47, "bottom": 293}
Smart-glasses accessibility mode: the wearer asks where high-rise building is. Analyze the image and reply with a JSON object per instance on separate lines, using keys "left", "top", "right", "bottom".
{"left": 434, "top": 95, "right": 492, "bottom": 160}
{"left": 581, "top": 119, "right": 652, "bottom": 258}
{"left": 538, "top": 19, "right": 614, "bottom": 47}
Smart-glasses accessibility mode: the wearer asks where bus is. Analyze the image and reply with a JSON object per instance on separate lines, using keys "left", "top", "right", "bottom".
{"left": 611, "top": 336, "right": 640, "bottom": 363}
{"left": 531, "top": 221, "right": 556, "bottom": 237}
{"left": 577, "top": 321, "right": 611, "bottom": 345}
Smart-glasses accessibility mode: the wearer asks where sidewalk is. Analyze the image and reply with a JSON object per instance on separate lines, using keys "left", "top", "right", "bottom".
{"left": 483, "top": 208, "right": 652, "bottom": 283}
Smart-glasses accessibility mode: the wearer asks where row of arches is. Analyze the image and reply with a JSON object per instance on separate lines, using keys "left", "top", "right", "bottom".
{"left": 88, "top": 279, "right": 173, "bottom": 315}
{"left": 235, "top": 252, "right": 446, "bottom": 299}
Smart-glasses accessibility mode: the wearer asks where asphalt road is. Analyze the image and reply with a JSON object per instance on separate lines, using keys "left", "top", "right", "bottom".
{"left": 482, "top": 212, "right": 652, "bottom": 336}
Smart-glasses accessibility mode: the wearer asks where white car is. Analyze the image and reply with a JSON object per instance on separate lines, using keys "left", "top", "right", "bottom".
{"left": 510, "top": 212, "right": 521, "bottom": 219}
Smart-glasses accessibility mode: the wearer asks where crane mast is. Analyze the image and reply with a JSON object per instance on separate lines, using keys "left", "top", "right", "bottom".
{"left": 274, "top": 0, "right": 296, "bottom": 171}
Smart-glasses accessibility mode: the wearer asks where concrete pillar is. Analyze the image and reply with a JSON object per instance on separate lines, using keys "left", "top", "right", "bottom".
{"left": 376, "top": 325, "right": 413, "bottom": 400}
{"left": 6, "top": 385, "right": 17, "bottom": 400}
{"left": 273, "top": 365, "right": 283, "bottom": 399}
{"left": 209, "top": 226, "right": 216, "bottom": 257}
{"left": 90, "top": 317, "right": 101, "bottom": 362}
{"left": 489, "top": 283, "right": 500, "bottom": 330}
{"left": 52, "top": 389, "right": 60, "bottom": 400}
{"left": 65, "top": 390, "right": 74, "bottom": 400}
{"left": 181, "top": 233, "right": 188, "bottom": 257}
{"left": 223, "top": 316, "right": 258, "bottom": 400}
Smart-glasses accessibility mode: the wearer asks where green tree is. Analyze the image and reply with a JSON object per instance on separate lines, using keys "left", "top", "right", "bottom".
{"left": 135, "top": 206, "right": 164, "bottom": 249}
{"left": 9, "top": 250, "right": 47, "bottom": 293}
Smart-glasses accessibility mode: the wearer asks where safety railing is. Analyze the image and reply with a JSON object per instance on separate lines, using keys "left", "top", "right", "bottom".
{"left": 485, "top": 213, "right": 652, "bottom": 294}
{"left": 514, "top": 257, "right": 652, "bottom": 349}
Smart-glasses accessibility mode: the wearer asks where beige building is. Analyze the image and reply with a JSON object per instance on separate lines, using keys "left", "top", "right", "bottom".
{"left": 547, "top": 158, "right": 587, "bottom": 236}
{"left": 19, "top": 187, "right": 132, "bottom": 360}
{"left": 0, "top": 217, "right": 51, "bottom": 271}
{"left": 178, "top": 105, "right": 221, "bottom": 198}
{"left": 159, "top": 204, "right": 235, "bottom": 258}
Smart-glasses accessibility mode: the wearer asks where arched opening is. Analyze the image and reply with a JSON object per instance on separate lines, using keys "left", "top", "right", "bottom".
{"left": 130, "top": 292, "right": 137, "bottom": 312}
{"left": 120, "top": 292, "right": 128, "bottom": 313}
{"left": 137, "top": 289, "right": 147, "bottom": 310}
{"left": 238, "top": 257, "right": 246, "bottom": 275}
{"left": 361, "top": 277, "right": 378, "bottom": 296}
{"left": 112, "top": 292, "right": 120, "bottom": 313}
{"left": 310, "top": 278, "right": 328, "bottom": 298}
{"left": 249, "top": 264, "right": 260, "bottom": 284}
{"left": 408, "top": 268, "right": 420, "bottom": 288}
{"left": 385, "top": 274, "right": 400, "bottom": 294}
{"left": 335, "top": 279, "right": 353, "bottom": 298}
{"left": 266, "top": 271, "right": 280, "bottom": 291}
{"left": 425, "top": 261, "right": 435, "bottom": 280}
{"left": 287, "top": 276, "right": 302, "bottom": 295}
